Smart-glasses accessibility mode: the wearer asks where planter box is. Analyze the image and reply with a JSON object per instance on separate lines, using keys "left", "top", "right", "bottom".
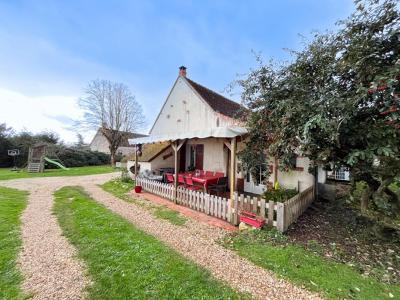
{"left": 239, "top": 211, "right": 265, "bottom": 228}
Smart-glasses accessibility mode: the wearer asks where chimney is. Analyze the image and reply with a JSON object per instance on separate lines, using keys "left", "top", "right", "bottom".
{"left": 179, "top": 66, "right": 187, "bottom": 77}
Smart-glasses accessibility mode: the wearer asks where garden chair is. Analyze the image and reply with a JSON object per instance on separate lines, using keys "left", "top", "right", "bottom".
{"left": 208, "top": 176, "right": 228, "bottom": 196}
{"left": 184, "top": 176, "right": 203, "bottom": 191}
{"left": 178, "top": 174, "right": 186, "bottom": 186}
{"left": 166, "top": 173, "right": 174, "bottom": 184}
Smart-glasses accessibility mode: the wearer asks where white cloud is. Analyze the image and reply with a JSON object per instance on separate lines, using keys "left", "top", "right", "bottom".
{"left": 0, "top": 87, "right": 95, "bottom": 143}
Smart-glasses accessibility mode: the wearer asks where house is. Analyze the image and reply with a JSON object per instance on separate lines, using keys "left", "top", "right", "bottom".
{"left": 128, "top": 66, "right": 319, "bottom": 196}
{"left": 89, "top": 128, "right": 147, "bottom": 156}
{"left": 326, "top": 166, "right": 350, "bottom": 182}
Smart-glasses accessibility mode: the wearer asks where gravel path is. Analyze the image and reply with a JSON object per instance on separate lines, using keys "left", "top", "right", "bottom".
{"left": 83, "top": 184, "right": 322, "bottom": 300}
{"left": 0, "top": 173, "right": 118, "bottom": 300}
{"left": 1, "top": 173, "right": 321, "bottom": 300}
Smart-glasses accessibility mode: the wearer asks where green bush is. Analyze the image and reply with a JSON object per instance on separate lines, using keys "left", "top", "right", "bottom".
{"left": 263, "top": 188, "right": 297, "bottom": 202}
{"left": 120, "top": 168, "right": 132, "bottom": 183}
{"left": 51, "top": 147, "right": 110, "bottom": 168}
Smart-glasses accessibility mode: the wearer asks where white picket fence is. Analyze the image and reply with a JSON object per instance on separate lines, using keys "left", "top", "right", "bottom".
{"left": 137, "top": 177, "right": 175, "bottom": 200}
{"left": 136, "top": 177, "right": 232, "bottom": 221}
{"left": 177, "top": 187, "right": 231, "bottom": 221}
{"left": 136, "top": 177, "right": 315, "bottom": 232}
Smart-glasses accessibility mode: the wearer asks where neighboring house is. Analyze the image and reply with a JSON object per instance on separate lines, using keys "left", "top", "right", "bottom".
{"left": 89, "top": 128, "right": 147, "bottom": 156}
{"left": 326, "top": 166, "right": 351, "bottom": 182}
{"left": 129, "top": 66, "right": 319, "bottom": 195}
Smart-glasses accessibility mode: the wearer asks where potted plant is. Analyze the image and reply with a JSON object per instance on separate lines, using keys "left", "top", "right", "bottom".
{"left": 134, "top": 184, "right": 142, "bottom": 193}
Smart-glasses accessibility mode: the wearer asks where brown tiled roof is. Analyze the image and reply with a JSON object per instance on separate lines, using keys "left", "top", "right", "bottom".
{"left": 186, "top": 78, "right": 243, "bottom": 119}
{"left": 127, "top": 142, "right": 171, "bottom": 162}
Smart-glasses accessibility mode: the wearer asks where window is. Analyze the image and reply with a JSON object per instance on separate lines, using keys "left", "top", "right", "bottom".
{"left": 247, "top": 164, "right": 268, "bottom": 185}
{"left": 289, "top": 156, "right": 297, "bottom": 169}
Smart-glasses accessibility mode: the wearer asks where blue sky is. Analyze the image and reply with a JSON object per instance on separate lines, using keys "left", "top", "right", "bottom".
{"left": 0, "top": 0, "right": 354, "bottom": 143}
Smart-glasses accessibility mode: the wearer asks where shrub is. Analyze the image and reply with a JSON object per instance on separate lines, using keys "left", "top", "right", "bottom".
{"left": 53, "top": 147, "right": 110, "bottom": 168}
{"left": 120, "top": 168, "right": 132, "bottom": 183}
{"left": 263, "top": 188, "right": 297, "bottom": 202}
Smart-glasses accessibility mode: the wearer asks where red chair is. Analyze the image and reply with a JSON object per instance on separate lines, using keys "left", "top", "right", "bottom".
{"left": 198, "top": 170, "right": 205, "bottom": 176}
{"left": 178, "top": 174, "right": 186, "bottom": 186}
{"left": 184, "top": 176, "right": 203, "bottom": 191}
{"left": 205, "top": 171, "right": 214, "bottom": 176}
{"left": 215, "top": 172, "right": 224, "bottom": 177}
{"left": 166, "top": 173, "right": 174, "bottom": 184}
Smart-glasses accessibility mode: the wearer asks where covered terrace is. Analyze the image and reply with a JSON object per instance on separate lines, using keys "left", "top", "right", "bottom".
{"left": 129, "top": 126, "right": 247, "bottom": 202}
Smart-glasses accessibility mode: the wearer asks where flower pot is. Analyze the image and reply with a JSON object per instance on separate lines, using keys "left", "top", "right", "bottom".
{"left": 134, "top": 186, "right": 142, "bottom": 193}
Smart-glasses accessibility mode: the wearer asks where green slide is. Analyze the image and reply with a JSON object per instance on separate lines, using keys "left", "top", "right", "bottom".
{"left": 43, "top": 157, "right": 69, "bottom": 170}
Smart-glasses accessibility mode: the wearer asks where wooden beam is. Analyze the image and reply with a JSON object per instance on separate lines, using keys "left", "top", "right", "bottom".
{"left": 177, "top": 139, "right": 186, "bottom": 152}
{"left": 230, "top": 137, "right": 237, "bottom": 201}
{"left": 224, "top": 140, "right": 231, "bottom": 151}
{"left": 173, "top": 141, "right": 179, "bottom": 203}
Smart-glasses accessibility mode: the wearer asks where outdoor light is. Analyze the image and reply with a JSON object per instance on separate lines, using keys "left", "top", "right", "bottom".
{"left": 136, "top": 144, "right": 142, "bottom": 156}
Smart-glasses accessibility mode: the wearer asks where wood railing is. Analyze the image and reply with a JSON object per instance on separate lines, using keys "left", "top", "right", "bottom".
{"left": 136, "top": 178, "right": 315, "bottom": 232}
{"left": 277, "top": 185, "right": 315, "bottom": 232}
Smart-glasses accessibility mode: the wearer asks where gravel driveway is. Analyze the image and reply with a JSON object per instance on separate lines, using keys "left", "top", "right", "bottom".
{"left": 1, "top": 173, "right": 321, "bottom": 300}
{"left": 83, "top": 184, "right": 322, "bottom": 300}
{"left": 0, "top": 173, "right": 118, "bottom": 300}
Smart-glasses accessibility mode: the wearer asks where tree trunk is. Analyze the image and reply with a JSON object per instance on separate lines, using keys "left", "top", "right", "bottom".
{"left": 110, "top": 150, "right": 116, "bottom": 167}
{"left": 360, "top": 184, "right": 371, "bottom": 213}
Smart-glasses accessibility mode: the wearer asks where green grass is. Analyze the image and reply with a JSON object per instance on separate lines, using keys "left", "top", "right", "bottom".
{"left": 0, "top": 165, "right": 117, "bottom": 180}
{"left": 0, "top": 187, "right": 28, "bottom": 300}
{"left": 222, "top": 230, "right": 400, "bottom": 300}
{"left": 152, "top": 206, "right": 187, "bottom": 226}
{"left": 53, "top": 186, "right": 246, "bottom": 299}
{"left": 101, "top": 178, "right": 188, "bottom": 226}
{"left": 100, "top": 178, "right": 135, "bottom": 201}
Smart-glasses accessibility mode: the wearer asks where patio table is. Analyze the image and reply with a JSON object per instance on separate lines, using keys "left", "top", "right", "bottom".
{"left": 191, "top": 175, "right": 220, "bottom": 191}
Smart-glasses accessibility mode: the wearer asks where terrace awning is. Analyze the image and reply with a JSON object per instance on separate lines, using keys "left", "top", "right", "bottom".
{"left": 128, "top": 126, "right": 247, "bottom": 145}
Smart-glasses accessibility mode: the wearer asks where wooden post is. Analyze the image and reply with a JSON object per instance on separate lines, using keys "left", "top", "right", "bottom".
{"left": 172, "top": 141, "right": 178, "bottom": 203}
{"left": 276, "top": 202, "right": 285, "bottom": 232}
{"left": 172, "top": 139, "right": 186, "bottom": 203}
{"left": 134, "top": 145, "right": 138, "bottom": 184}
{"left": 230, "top": 137, "right": 237, "bottom": 201}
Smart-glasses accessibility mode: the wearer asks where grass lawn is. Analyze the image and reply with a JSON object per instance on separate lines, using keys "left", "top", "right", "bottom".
{"left": 54, "top": 186, "right": 245, "bottom": 299}
{"left": 101, "top": 178, "right": 188, "bottom": 226}
{"left": 222, "top": 230, "right": 400, "bottom": 300}
{"left": 0, "top": 187, "right": 28, "bottom": 300}
{"left": 0, "top": 165, "right": 117, "bottom": 180}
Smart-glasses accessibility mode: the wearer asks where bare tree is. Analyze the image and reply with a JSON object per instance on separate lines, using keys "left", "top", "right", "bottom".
{"left": 79, "top": 79, "right": 145, "bottom": 166}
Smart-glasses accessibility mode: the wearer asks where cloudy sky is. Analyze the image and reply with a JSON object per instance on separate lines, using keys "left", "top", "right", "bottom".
{"left": 0, "top": 0, "right": 354, "bottom": 143}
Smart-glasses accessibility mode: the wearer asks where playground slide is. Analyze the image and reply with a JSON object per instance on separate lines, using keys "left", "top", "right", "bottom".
{"left": 43, "top": 157, "right": 69, "bottom": 170}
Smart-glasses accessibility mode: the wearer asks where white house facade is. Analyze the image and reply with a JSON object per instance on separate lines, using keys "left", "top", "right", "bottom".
{"left": 129, "top": 66, "right": 317, "bottom": 195}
